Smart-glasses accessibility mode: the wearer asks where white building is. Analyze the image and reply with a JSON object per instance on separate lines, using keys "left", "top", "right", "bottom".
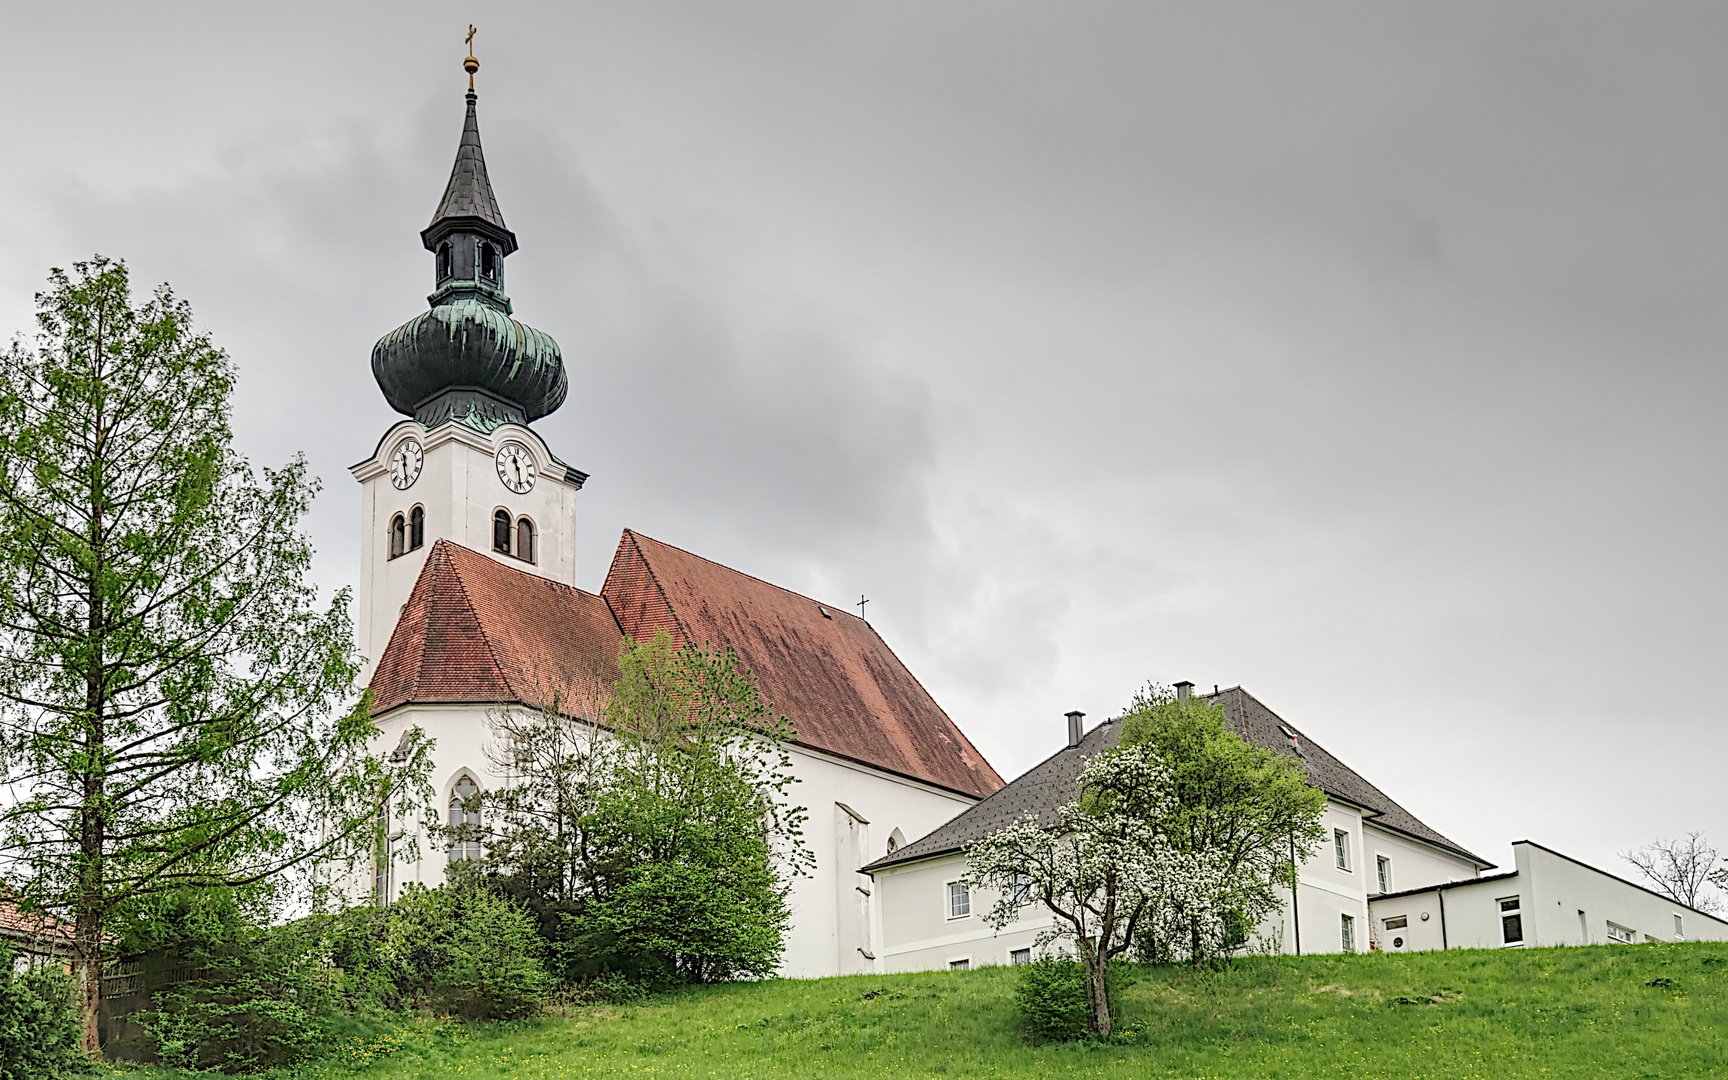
{"left": 1368, "top": 840, "right": 1728, "bottom": 952}
{"left": 867, "top": 687, "right": 1728, "bottom": 969}
{"left": 865, "top": 685, "right": 1493, "bottom": 970}
{"left": 352, "top": 74, "right": 1003, "bottom": 979}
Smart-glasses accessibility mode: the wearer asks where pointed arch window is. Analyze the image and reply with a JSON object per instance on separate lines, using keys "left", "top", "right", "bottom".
{"left": 389, "top": 513, "right": 406, "bottom": 558}
{"left": 516, "top": 517, "right": 535, "bottom": 563}
{"left": 493, "top": 509, "right": 512, "bottom": 553}
{"left": 479, "top": 242, "right": 498, "bottom": 282}
{"left": 448, "top": 775, "right": 482, "bottom": 862}
{"left": 409, "top": 506, "right": 425, "bottom": 550}
{"left": 436, "top": 241, "right": 452, "bottom": 281}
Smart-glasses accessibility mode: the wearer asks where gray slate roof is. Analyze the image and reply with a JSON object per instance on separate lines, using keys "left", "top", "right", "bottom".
{"left": 864, "top": 686, "right": 1491, "bottom": 873}
{"left": 425, "top": 91, "right": 516, "bottom": 252}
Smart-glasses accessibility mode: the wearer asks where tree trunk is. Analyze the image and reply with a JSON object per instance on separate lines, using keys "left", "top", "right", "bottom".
{"left": 75, "top": 910, "right": 102, "bottom": 1056}
{"left": 1084, "top": 943, "right": 1112, "bottom": 1038}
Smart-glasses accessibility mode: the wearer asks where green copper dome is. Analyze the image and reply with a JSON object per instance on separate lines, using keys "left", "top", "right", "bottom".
{"left": 372, "top": 296, "right": 566, "bottom": 428}
{"left": 371, "top": 89, "right": 567, "bottom": 430}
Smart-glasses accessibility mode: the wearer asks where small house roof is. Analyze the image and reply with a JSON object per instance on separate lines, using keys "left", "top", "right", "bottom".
{"left": 866, "top": 686, "right": 1491, "bottom": 872}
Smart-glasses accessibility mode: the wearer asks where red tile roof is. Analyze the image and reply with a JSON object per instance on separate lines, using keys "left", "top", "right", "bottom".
{"left": 369, "top": 540, "right": 625, "bottom": 714}
{"left": 370, "top": 534, "right": 1004, "bottom": 799}
{"left": 0, "top": 890, "right": 75, "bottom": 945}
{"left": 600, "top": 531, "right": 1003, "bottom": 798}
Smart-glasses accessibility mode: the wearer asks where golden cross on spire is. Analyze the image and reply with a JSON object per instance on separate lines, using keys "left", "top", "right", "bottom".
{"left": 463, "top": 25, "right": 480, "bottom": 91}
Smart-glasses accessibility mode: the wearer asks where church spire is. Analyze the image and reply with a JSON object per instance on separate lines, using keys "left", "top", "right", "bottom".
{"left": 370, "top": 37, "right": 567, "bottom": 433}
{"left": 421, "top": 31, "right": 517, "bottom": 257}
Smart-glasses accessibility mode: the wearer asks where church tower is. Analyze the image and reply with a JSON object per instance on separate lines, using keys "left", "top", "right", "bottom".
{"left": 351, "top": 51, "right": 587, "bottom": 676}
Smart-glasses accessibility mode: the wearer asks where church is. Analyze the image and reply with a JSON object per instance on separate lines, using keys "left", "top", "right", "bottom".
{"left": 354, "top": 62, "right": 1728, "bottom": 977}
{"left": 352, "top": 67, "right": 1002, "bottom": 978}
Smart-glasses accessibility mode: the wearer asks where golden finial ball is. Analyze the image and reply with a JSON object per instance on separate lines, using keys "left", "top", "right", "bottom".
{"left": 464, "top": 55, "right": 480, "bottom": 75}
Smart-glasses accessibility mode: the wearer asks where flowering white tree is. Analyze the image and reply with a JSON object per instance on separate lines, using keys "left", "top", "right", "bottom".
{"left": 965, "top": 745, "right": 1220, "bottom": 1036}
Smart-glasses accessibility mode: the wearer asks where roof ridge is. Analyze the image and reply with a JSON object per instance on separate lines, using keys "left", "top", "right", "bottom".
{"left": 373, "top": 544, "right": 445, "bottom": 703}
{"left": 623, "top": 528, "right": 871, "bottom": 625}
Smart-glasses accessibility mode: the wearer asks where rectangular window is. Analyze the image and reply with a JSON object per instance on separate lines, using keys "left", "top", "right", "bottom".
{"left": 1011, "top": 873, "right": 1031, "bottom": 907}
{"left": 1383, "top": 915, "right": 1408, "bottom": 930}
{"left": 949, "top": 958, "right": 970, "bottom": 971}
{"left": 1578, "top": 910, "right": 1588, "bottom": 941}
{"left": 1340, "top": 913, "right": 1355, "bottom": 952}
{"left": 1376, "top": 856, "right": 1390, "bottom": 893}
{"left": 1334, "top": 830, "right": 1351, "bottom": 871}
{"left": 1607, "top": 922, "right": 1634, "bottom": 944}
{"left": 1675, "top": 914, "right": 1685, "bottom": 939}
{"left": 1010, "top": 948, "right": 1031, "bottom": 966}
{"left": 1500, "top": 896, "right": 1523, "bottom": 945}
{"left": 947, "top": 881, "right": 971, "bottom": 920}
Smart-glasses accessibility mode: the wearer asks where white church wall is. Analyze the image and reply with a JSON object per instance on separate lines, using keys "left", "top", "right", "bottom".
{"left": 778, "top": 744, "right": 979, "bottom": 979}
{"left": 362, "top": 700, "right": 981, "bottom": 979}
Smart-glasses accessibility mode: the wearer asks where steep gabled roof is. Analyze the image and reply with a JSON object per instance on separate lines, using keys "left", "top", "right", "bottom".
{"left": 370, "top": 540, "right": 623, "bottom": 714}
{"left": 866, "top": 687, "right": 1490, "bottom": 872}
{"left": 600, "top": 530, "right": 1004, "bottom": 799}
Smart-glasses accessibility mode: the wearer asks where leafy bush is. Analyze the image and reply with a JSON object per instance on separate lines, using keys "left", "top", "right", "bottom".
{"left": 382, "top": 884, "right": 550, "bottom": 1019}
{"left": 1013, "top": 956, "right": 1093, "bottom": 1042}
{"left": 0, "top": 944, "right": 85, "bottom": 1079}
{"left": 1013, "top": 957, "right": 1129, "bottom": 1042}
{"left": 133, "top": 896, "right": 336, "bottom": 1073}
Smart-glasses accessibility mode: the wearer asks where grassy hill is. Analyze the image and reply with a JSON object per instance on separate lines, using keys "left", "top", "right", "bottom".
{"left": 115, "top": 941, "right": 1728, "bottom": 1079}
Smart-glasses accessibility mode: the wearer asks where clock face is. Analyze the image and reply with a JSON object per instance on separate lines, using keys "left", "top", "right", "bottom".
{"left": 388, "top": 438, "right": 423, "bottom": 490}
{"left": 496, "top": 442, "right": 537, "bottom": 494}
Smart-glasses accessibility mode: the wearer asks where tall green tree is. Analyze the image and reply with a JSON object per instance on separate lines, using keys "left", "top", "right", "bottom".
{"left": 473, "top": 631, "right": 810, "bottom": 984}
{"left": 0, "top": 258, "right": 430, "bottom": 1054}
{"left": 1118, "top": 684, "right": 1326, "bottom": 962}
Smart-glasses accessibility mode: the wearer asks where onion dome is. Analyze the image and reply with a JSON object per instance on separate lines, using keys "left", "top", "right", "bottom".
{"left": 372, "top": 72, "right": 567, "bottom": 431}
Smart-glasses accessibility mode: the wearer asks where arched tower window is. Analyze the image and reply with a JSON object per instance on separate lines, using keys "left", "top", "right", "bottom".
{"left": 448, "top": 774, "right": 482, "bottom": 862}
{"left": 479, "top": 242, "right": 498, "bottom": 282}
{"left": 517, "top": 517, "right": 535, "bottom": 563}
{"left": 390, "top": 514, "right": 406, "bottom": 559}
{"left": 435, "top": 241, "right": 451, "bottom": 280}
{"left": 409, "top": 506, "right": 425, "bottom": 550}
{"left": 493, "top": 509, "right": 512, "bottom": 553}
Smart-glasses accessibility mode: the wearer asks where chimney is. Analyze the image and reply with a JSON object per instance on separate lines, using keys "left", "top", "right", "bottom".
{"left": 1174, "top": 681, "right": 1194, "bottom": 701}
{"left": 1065, "top": 710, "right": 1085, "bottom": 748}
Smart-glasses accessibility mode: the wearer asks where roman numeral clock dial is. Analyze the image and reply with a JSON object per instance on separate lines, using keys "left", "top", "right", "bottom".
{"left": 496, "top": 441, "right": 537, "bottom": 494}
{"left": 388, "top": 438, "right": 423, "bottom": 490}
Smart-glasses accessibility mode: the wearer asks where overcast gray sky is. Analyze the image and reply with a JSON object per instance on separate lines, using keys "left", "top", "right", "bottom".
{"left": 4, "top": 2, "right": 1724, "bottom": 888}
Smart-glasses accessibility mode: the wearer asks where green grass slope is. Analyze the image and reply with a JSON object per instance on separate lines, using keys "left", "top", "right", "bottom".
{"left": 116, "top": 941, "right": 1728, "bottom": 1079}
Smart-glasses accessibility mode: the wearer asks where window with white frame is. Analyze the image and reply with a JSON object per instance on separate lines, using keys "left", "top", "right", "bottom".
{"left": 1010, "top": 948, "right": 1031, "bottom": 966}
{"left": 1499, "top": 896, "right": 1523, "bottom": 945}
{"left": 1334, "top": 829, "right": 1351, "bottom": 871}
{"left": 1340, "top": 913, "right": 1355, "bottom": 952}
{"left": 949, "top": 958, "right": 970, "bottom": 971}
{"left": 1607, "top": 922, "right": 1635, "bottom": 944}
{"left": 1675, "top": 914, "right": 1685, "bottom": 939}
{"left": 1376, "top": 855, "right": 1390, "bottom": 893}
{"left": 448, "top": 775, "right": 483, "bottom": 861}
{"left": 1011, "top": 873, "right": 1031, "bottom": 907}
{"left": 947, "top": 880, "right": 971, "bottom": 919}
